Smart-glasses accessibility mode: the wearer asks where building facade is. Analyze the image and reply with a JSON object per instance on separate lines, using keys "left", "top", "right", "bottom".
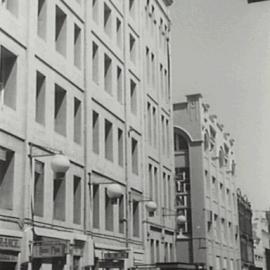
{"left": 0, "top": 0, "right": 175, "bottom": 269}
{"left": 253, "top": 211, "right": 270, "bottom": 270}
{"left": 237, "top": 190, "right": 254, "bottom": 270}
{"left": 173, "top": 94, "right": 241, "bottom": 270}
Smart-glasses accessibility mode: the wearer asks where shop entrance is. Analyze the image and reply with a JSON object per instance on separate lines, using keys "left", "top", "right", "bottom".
{"left": 0, "top": 262, "right": 16, "bottom": 270}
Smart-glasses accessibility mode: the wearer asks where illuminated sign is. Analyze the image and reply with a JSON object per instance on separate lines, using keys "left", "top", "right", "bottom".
{"left": 0, "top": 236, "right": 21, "bottom": 251}
{"left": 33, "top": 243, "right": 66, "bottom": 258}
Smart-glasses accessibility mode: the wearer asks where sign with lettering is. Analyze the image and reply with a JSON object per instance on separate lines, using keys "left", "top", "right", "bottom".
{"left": 104, "top": 251, "right": 128, "bottom": 260}
{"left": 0, "top": 236, "right": 21, "bottom": 251}
{"left": 97, "top": 260, "right": 124, "bottom": 268}
{"left": 33, "top": 243, "right": 66, "bottom": 258}
{"left": 0, "top": 252, "right": 18, "bottom": 262}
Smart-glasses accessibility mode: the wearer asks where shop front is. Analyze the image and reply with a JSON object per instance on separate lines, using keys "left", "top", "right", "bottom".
{"left": 32, "top": 236, "right": 68, "bottom": 270}
{"left": 0, "top": 235, "right": 21, "bottom": 270}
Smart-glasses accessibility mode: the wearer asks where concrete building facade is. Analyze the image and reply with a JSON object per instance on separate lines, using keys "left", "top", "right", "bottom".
{"left": 0, "top": 0, "right": 175, "bottom": 269}
{"left": 253, "top": 211, "right": 270, "bottom": 270}
{"left": 173, "top": 94, "right": 241, "bottom": 270}
{"left": 237, "top": 190, "right": 254, "bottom": 270}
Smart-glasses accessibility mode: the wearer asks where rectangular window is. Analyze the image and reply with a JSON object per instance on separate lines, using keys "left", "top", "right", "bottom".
{"left": 105, "top": 119, "right": 113, "bottom": 161}
{"left": 146, "top": 47, "right": 150, "bottom": 85}
{"left": 149, "top": 164, "right": 153, "bottom": 200}
{"left": 119, "top": 195, "right": 124, "bottom": 233}
{"left": 161, "top": 115, "right": 165, "bottom": 154}
{"left": 133, "top": 200, "right": 139, "bottom": 237}
{"left": 53, "top": 174, "right": 65, "bottom": 221}
{"left": 35, "top": 71, "right": 46, "bottom": 125}
{"left": 151, "top": 53, "right": 155, "bottom": 87}
{"left": 159, "top": 19, "right": 163, "bottom": 48}
{"left": 3, "top": 0, "right": 18, "bottom": 16}
{"left": 74, "top": 24, "right": 82, "bottom": 69}
{"left": 116, "top": 18, "right": 122, "bottom": 49}
{"left": 118, "top": 128, "right": 123, "bottom": 167}
{"left": 164, "top": 69, "right": 168, "bottom": 101}
{"left": 129, "top": 33, "right": 136, "bottom": 63}
{"left": 92, "top": 0, "right": 98, "bottom": 23}
{"left": 37, "top": 0, "right": 47, "bottom": 40}
{"left": 34, "top": 160, "right": 44, "bottom": 217}
{"left": 92, "top": 42, "right": 99, "bottom": 84}
{"left": 117, "top": 66, "right": 123, "bottom": 103}
{"left": 130, "top": 79, "right": 137, "bottom": 115}
{"left": 147, "top": 102, "right": 152, "bottom": 145}
{"left": 160, "top": 64, "right": 164, "bottom": 97}
{"left": 166, "top": 119, "right": 170, "bottom": 156}
{"left": 54, "top": 84, "right": 66, "bottom": 136}
{"left": 0, "top": 45, "right": 17, "bottom": 110}
{"left": 164, "top": 242, "right": 168, "bottom": 262}
{"left": 150, "top": 239, "right": 155, "bottom": 263}
{"left": 73, "top": 97, "right": 82, "bottom": 144}
{"left": 131, "top": 138, "right": 138, "bottom": 175}
{"left": 104, "top": 54, "right": 112, "bottom": 94}
{"left": 163, "top": 172, "right": 167, "bottom": 208}
{"left": 154, "top": 167, "right": 158, "bottom": 206}
{"left": 167, "top": 175, "right": 171, "bottom": 209}
{"left": 129, "top": 0, "right": 135, "bottom": 19}
{"left": 153, "top": 107, "right": 157, "bottom": 147}
{"left": 0, "top": 147, "right": 14, "bottom": 210}
{"left": 105, "top": 190, "right": 113, "bottom": 231}
{"left": 55, "top": 6, "right": 67, "bottom": 56}
{"left": 73, "top": 176, "right": 81, "bottom": 224}
{"left": 169, "top": 243, "right": 173, "bottom": 262}
{"left": 92, "top": 111, "right": 99, "bottom": 154}
{"left": 156, "top": 241, "right": 160, "bottom": 263}
{"left": 104, "top": 3, "right": 112, "bottom": 37}
{"left": 93, "top": 184, "right": 100, "bottom": 228}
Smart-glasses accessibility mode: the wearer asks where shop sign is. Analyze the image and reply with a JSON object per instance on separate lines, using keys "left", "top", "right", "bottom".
{"left": 0, "top": 236, "right": 21, "bottom": 251}
{"left": 97, "top": 260, "right": 124, "bottom": 268}
{"left": 33, "top": 243, "right": 66, "bottom": 258}
{"left": 104, "top": 251, "right": 128, "bottom": 260}
{"left": 0, "top": 252, "right": 18, "bottom": 262}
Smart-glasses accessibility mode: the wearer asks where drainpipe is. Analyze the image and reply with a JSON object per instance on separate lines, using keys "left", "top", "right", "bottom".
{"left": 122, "top": 0, "right": 130, "bottom": 250}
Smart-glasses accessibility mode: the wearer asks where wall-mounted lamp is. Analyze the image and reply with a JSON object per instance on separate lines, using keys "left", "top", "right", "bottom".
{"left": 29, "top": 143, "right": 70, "bottom": 174}
{"left": 176, "top": 215, "right": 187, "bottom": 240}
{"left": 90, "top": 180, "right": 123, "bottom": 204}
{"left": 145, "top": 201, "right": 157, "bottom": 217}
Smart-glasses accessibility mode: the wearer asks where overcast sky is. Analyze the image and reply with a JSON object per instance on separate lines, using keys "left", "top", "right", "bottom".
{"left": 171, "top": 0, "right": 270, "bottom": 210}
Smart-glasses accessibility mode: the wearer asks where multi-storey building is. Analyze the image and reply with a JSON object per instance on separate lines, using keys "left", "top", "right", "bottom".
{"left": 0, "top": 0, "right": 175, "bottom": 269}
{"left": 173, "top": 94, "right": 241, "bottom": 270}
{"left": 253, "top": 211, "right": 270, "bottom": 270}
{"left": 237, "top": 190, "right": 254, "bottom": 270}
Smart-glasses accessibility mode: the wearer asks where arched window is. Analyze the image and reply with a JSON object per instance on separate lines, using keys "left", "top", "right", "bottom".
{"left": 204, "top": 131, "right": 209, "bottom": 151}
{"left": 219, "top": 147, "right": 224, "bottom": 168}
{"left": 174, "top": 133, "right": 188, "bottom": 152}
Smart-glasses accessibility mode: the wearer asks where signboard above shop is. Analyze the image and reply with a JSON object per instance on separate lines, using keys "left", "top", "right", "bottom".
{"left": 33, "top": 243, "right": 66, "bottom": 258}
{"left": 104, "top": 251, "right": 128, "bottom": 260}
{"left": 0, "top": 236, "right": 21, "bottom": 252}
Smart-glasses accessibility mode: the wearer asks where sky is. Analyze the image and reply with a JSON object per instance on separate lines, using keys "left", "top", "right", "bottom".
{"left": 171, "top": 0, "right": 270, "bottom": 210}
